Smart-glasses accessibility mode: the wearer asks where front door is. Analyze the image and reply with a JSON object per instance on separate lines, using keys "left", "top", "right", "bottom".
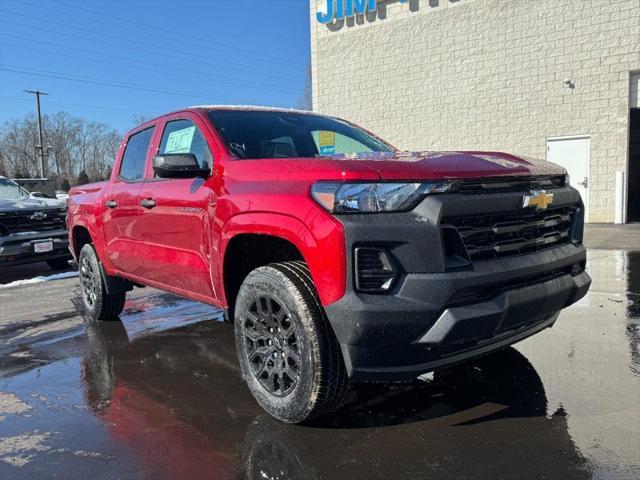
{"left": 547, "top": 136, "right": 590, "bottom": 218}
{"left": 137, "top": 117, "right": 218, "bottom": 300}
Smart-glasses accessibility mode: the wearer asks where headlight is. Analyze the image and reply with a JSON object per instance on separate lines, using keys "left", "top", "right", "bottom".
{"left": 311, "top": 181, "right": 454, "bottom": 213}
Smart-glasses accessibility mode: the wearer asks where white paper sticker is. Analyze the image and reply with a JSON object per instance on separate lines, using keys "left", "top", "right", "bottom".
{"left": 165, "top": 126, "right": 195, "bottom": 154}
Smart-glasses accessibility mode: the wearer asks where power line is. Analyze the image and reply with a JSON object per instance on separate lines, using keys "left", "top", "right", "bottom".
{"left": 0, "top": 33, "right": 297, "bottom": 94}
{"left": 0, "top": 9, "right": 305, "bottom": 81}
{"left": 1, "top": 40, "right": 296, "bottom": 95}
{"left": 0, "top": 14, "right": 304, "bottom": 82}
{"left": 50, "top": 0, "right": 308, "bottom": 69}
{"left": 1, "top": 64, "right": 264, "bottom": 104}
{"left": 0, "top": 94, "right": 145, "bottom": 113}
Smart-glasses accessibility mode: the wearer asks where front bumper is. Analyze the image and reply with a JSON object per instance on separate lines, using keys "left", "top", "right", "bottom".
{"left": 0, "top": 229, "right": 71, "bottom": 267}
{"left": 324, "top": 186, "right": 591, "bottom": 382}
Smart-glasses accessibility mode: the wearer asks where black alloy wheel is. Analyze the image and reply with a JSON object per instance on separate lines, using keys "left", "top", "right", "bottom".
{"left": 80, "top": 254, "right": 98, "bottom": 310}
{"left": 243, "top": 294, "right": 302, "bottom": 397}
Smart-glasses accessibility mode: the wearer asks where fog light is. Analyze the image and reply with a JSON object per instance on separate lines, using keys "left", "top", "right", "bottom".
{"left": 354, "top": 247, "right": 398, "bottom": 292}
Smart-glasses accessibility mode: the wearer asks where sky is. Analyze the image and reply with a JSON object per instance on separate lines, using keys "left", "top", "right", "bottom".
{"left": 0, "top": 0, "right": 311, "bottom": 132}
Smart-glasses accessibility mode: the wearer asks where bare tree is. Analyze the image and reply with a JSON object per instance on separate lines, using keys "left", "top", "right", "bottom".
{"left": 0, "top": 115, "right": 39, "bottom": 177}
{"left": 0, "top": 111, "right": 121, "bottom": 186}
{"left": 131, "top": 113, "right": 152, "bottom": 126}
{"left": 298, "top": 63, "right": 313, "bottom": 111}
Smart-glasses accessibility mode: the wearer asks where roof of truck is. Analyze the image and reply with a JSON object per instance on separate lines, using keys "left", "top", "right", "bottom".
{"left": 188, "top": 105, "right": 320, "bottom": 116}
{"left": 126, "top": 105, "right": 334, "bottom": 136}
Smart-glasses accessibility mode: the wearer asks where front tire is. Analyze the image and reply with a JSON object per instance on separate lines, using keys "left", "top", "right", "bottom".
{"left": 234, "top": 261, "right": 349, "bottom": 424}
{"left": 78, "top": 244, "right": 125, "bottom": 321}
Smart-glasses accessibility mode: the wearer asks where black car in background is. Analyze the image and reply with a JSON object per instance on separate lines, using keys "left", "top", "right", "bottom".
{"left": 0, "top": 176, "right": 71, "bottom": 270}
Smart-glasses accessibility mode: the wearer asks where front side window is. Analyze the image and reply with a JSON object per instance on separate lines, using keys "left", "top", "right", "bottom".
{"left": 119, "top": 127, "right": 154, "bottom": 181}
{"left": 158, "top": 119, "right": 212, "bottom": 172}
{"left": 207, "top": 110, "right": 393, "bottom": 159}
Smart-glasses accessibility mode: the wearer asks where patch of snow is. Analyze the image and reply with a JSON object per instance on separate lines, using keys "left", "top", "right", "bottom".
{"left": 9, "top": 351, "right": 30, "bottom": 358}
{"left": 0, "top": 271, "right": 78, "bottom": 290}
{"left": 0, "top": 392, "right": 31, "bottom": 415}
{"left": 0, "top": 431, "right": 52, "bottom": 467}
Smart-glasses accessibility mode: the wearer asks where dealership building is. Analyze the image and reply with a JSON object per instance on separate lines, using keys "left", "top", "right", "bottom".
{"left": 309, "top": 0, "right": 640, "bottom": 223}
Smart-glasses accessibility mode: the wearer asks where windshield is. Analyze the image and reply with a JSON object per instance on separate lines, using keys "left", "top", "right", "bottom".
{"left": 207, "top": 110, "right": 394, "bottom": 159}
{"left": 0, "top": 178, "right": 29, "bottom": 200}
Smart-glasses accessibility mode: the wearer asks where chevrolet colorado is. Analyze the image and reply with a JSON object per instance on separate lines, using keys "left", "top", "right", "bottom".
{"left": 67, "top": 106, "right": 591, "bottom": 423}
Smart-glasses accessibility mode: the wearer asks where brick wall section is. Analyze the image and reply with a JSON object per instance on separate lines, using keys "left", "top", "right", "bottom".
{"left": 310, "top": 0, "right": 640, "bottom": 222}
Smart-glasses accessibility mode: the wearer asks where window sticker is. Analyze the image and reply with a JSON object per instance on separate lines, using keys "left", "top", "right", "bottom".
{"left": 165, "top": 126, "right": 196, "bottom": 154}
{"left": 318, "top": 130, "right": 336, "bottom": 155}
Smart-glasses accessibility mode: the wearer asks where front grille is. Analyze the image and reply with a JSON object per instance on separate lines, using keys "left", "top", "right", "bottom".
{"left": 443, "top": 205, "right": 577, "bottom": 261}
{"left": 0, "top": 210, "right": 66, "bottom": 235}
{"left": 457, "top": 176, "right": 565, "bottom": 195}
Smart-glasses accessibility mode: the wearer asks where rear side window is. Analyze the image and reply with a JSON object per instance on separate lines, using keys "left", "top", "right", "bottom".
{"left": 119, "top": 127, "right": 154, "bottom": 181}
{"left": 159, "top": 119, "right": 212, "bottom": 172}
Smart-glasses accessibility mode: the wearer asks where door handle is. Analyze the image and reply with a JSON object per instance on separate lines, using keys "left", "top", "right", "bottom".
{"left": 140, "top": 198, "right": 156, "bottom": 209}
{"left": 577, "top": 177, "right": 588, "bottom": 188}
{"left": 105, "top": 200, "right": 117, "bottom": 209}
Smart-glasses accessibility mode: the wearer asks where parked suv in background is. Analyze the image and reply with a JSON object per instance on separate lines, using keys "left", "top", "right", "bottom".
{"left": 67, "top": 106, "right": 591, "bottom": 423}
{"left": 0, "top": 176, "right": 71, "bottom": 270}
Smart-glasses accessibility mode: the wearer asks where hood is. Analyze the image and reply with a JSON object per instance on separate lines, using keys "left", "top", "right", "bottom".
{"left": 0, "top": 196, "right": 66, "bottom": 213}
{"left": 325, "top": 151, "right": 566, "bottom": 180}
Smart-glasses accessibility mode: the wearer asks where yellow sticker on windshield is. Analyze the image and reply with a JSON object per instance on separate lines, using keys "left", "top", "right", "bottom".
{"left": 318, "top": 131, "right": 336, "bottom": 154}
{"left": 318, "top": 131, "right": 335, "bottom": 146}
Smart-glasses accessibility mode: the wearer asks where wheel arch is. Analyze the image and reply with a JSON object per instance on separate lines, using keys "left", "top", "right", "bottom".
{"left": 219, "top": 212, "right": 346, "bottom": 314}
{"left": 71, "top": 224, "right": 93, "bottom": 259}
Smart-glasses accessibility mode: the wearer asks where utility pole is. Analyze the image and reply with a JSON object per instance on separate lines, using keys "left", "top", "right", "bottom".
{"left": 24, "top": 89, "right": 48, "bottom": 178}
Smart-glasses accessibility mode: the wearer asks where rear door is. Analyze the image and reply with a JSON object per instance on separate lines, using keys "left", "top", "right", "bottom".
{"left": 136, "top": 114, "right": 218, "bottom": 300}
{"left": 102, "top": 126, "right": 155, "bottom": 274}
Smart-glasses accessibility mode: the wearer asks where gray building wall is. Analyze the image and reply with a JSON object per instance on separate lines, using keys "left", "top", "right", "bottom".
{"left": 310, "top": 0, "right": 640, "bottom": 223}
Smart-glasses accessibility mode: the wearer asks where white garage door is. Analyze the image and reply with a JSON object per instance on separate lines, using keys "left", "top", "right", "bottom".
{"left": 547, "top": 136, "right": 590, "bottom": 219}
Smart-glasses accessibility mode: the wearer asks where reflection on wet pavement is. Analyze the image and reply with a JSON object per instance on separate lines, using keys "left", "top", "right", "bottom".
{"left": 0, "top": 250, "right": 639, "bottom": 479}
{"left": 118, "top": 293, "right": 224, "bottom": 340}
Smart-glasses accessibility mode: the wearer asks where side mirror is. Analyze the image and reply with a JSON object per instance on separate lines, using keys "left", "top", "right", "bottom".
{"left": 152, "top": 154, "right": 210, "bottom": 179}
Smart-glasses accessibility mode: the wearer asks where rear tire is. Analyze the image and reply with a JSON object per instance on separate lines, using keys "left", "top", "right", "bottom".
{"left": 78, "top": 244, "right": 125, "bottom": 321}
{"left": 46, "top": 257, "right": 71, "bottom": 270}
{"left": 234, "top": 261, "right": 350, "bottom": 424}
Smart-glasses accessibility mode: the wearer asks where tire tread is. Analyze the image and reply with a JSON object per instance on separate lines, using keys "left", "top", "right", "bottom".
{"left": 79, "top": 244, "right": 125, "bottom": 321}
{"left": 268, "top": 261, "right": 350, "bottom": 421}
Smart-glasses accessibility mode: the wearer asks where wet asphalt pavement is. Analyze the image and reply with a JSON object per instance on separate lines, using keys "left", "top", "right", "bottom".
{"left": 1, "top": 250, "right": 639, "bottom": 480}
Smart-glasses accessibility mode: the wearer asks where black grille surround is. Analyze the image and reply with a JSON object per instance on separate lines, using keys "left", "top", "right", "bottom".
{"left": 442, "top": 204, "right": 578, "bottom": 262}
{"left": 0, "top": 209, "right": 66, "bottom": 235}
{"left": 456, "top": 175, "right": 566, "bottom": 195}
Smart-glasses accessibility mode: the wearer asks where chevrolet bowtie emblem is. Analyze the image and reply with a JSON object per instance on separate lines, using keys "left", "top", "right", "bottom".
{"left": 522, "top": 190, "right": 554, "bottom": 210}
{"left": 30, "top": 211, "right": 47, "bottom": 220}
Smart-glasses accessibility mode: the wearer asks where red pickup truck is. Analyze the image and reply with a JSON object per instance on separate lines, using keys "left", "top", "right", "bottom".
{"left": 67, "top": 106, "right": 591, "bottom": 423}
